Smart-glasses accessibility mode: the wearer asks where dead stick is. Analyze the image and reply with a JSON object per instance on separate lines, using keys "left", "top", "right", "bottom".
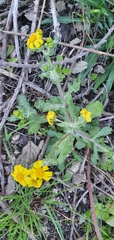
{"left": 38, "top": 136, "right": 50, "bottom": 160}
{"left": 0, "top": 0, "right": 40, "bottom": 131}
{"left": 0, "top": 78, "right": 5, "bottom": 195}
{"left": 86, "top": 147, "right": 103, "bottom": 240}
{"left": 1, "top": 30, "right": 114, "bottom": 57}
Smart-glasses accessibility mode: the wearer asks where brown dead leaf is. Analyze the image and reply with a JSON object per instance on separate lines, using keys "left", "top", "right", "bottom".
{"left": 67, "top": 162, "right": 86, "bottom": 185}
{"left": 70, "top": 38, "right": 81, "bottom": 45}
{"left": 15, "top": 141, "right": 44, "bottom": 167}
{"left": 21, "top": 25, "right": 29, "bottom": 40}
{"left": 94, "top": 64, "right": 105, "bottom": 74}
{"left": 25, "top": 12, "right": 35, "bottom": 21}
{"left": 75, "top": 22, "right": 84, "bottom": 32}
{"left": 56, "top": 0, "right": 66, "bottom": 12}
{"left": 5, "top": 175, "right": 16, "bottom": 195}
{"left": 72, "top": 173, "right": 86, "bottom": 185}
{"left": 72, "top": 60, "right": 88, "bottom": 74}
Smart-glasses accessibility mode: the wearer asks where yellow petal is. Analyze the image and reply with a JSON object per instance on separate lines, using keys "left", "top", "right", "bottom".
{"left": 80, "top": 108, "right": 91, "bottom": 122}
{"left": 29, "top": 43, "right": 35, "bottom": 50}
{"left": 33, "top": 160, "right": 43, "bottom": 169}
{"left": 42, "top": 166, "right": 49, "bottom": 171}
{"left": 43, "top": 171, "right": 53, "bottom": 181}
{"left": 46, "top": 111, "right": 56, "bottom": 125}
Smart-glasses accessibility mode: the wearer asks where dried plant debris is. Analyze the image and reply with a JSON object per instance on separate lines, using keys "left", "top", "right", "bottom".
{"left": 15, "top": 140, "right": 44, "bottom": 167}
{"left": 72, "top": 60, "right": 88, "bottom": 74}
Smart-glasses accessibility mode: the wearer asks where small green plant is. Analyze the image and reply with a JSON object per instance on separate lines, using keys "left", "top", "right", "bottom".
{"left": 74, "top": 0, "right": 113, "bottom": 30}
{"left": 7, "top": 29, "right": 114, "bottom": 170}
{"left": 2, "top": 16, "right": 114, "bottom": 238}
{"left": 85, "top": 198, "right": 114, "bottom": 240}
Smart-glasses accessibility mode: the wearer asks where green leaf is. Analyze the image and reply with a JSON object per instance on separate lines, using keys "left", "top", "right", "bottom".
{"left": 107, "top": 35, "right": 114, "bottom": 51}
{"left": 106, "top": 68, "right": 114, "bottom": 93}
{"left": 101, "top": 7, "right": 109, "bottom": 16}
{"left": 18, "top": 94, "right": 37, "bottom": 116}
{"left": 94, "top": 61, "right": 114, "bottom": 90}
{"left": 106, "top": 216, "right": 114, "bottom": 227}
{"left": 41, "top": 16, "right": 82, "bottom": 25}
{"left": 62, "top": 68, "right": 71, "bottom": 75}
{"left": 35, "top": 96, "right": 63, "bottom": 112}
{"left": 7, "top": 115, "right": 18, "bottom": 122}
{"left": 46, "top": 135, "right": 74, "bottom": 165}
{"left": 74, "top": 0, "right": 102, "bottom": 7}
{"left": 6, "top": 45, "right": 14, "bottom": 57}
{"left": 18, "top": 119, "right": 26, "bottom": 126}
{"left": 49, "top": 68, "right": 60, "bottom": 83}
{"left": 72, "top": 151, "right": 82, "bottom": 162}
{"left": 64, "top": 92, "right": 76, "bottom": 121}
{"left": 47, "top": 130, "right": 58, "bottom": 137}
{"left": 93, "top": 127, "right": 112, "bottom": 140}
{"left": 28, "top": 115, "right": 43, "bottom": 134}
{"left": 53, "top": 135, "right": 73, "bottom": 164}
{"left": 90, "top": 73, "right": 97, "bottom": 81}
{"left": 87, "top": 101, "right": 103, "bottom": 118}
{"left": 56, "top": 55, "right": 63, "bottom": 61}
{"left": 75, "top": 137, "right": 86, "bottom": 150}
{"left": 89, "top": 126, "right": 100, "bottom": 137}
{"left": 91, "top": 145, "right": 99, "bottom": 166}
{"left": 67, "top": 78, "right": 81, "bottom": 94}
{"left": 63, "top": 172, "right": 72, "bottom": 182}
{"left": 56, "top": 66, "right": 62, "bottom": 72}
{"left": 7, "top": 58, "right": 18, "bottom": 62}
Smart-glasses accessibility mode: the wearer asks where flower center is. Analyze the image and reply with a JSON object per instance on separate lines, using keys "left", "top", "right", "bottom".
{"left": 17, "top": 173, "right": 24, "bottom": 181}
{"left": 29, "top": 34, "right": 36, "bottom": 42}
{"left": 36, "top": 168, "right": 44, "bottom": 178}
{"left": 31, "top": 179, "right": 36, "bottom": 185}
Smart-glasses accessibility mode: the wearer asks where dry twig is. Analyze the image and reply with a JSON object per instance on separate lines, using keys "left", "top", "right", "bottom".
{"left": 0, "top": 0, "right": 40, "bottom": 131}
{"left": 13, "top": 0, "right": 21, "bottom": 63}
{"left": 0, "top": 77, "right": 5, "bottom": 195}
{"left": 50, "top": 0, "right": 61, "bottom": 37}
{"left": 2, "top": 1, "right": 14, "bottom": 60}
{"left": 86, "top": 147, "right": 103, "bottom": 240}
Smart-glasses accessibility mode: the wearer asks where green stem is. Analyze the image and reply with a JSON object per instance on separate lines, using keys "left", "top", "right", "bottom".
{"left": 47, "top": 132, "right": 71, "bottom": 158}
{"left": 45, "top": 55, "right": 72, "bottom": 122}
{"left": 76, "top": 130, "right": 109, "bottom": 152}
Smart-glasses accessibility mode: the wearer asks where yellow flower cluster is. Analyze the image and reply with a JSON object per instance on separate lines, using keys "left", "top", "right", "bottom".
{"left": 27, "top": 28, "right": 44, "bottom": 50}
{"left": 80, "top": 108, "right": 91, "bottom": 122}
{"left": 11, "top": 160, "right": 53, "bottom": 188}
{"left": 46, "top": 111, "right": 56, "bottom": 126}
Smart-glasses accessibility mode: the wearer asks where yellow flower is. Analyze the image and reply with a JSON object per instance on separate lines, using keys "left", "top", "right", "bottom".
{"left": 27, "top": 28, "right": 44, "bottom": 50}
{"left": 35, "top": 28, "right": 43, "bottom": 36}
{"left": 46, "top": 111, "right": 56, "bottom": 126}
{"left": 30, "top": 160, "right": 53, "bottom": 181}
{"left": 80, "top": 108, "right": 92, "bottom": 122}
{"left": 26, "top": 177, "right": 43, "bottom": 188}
{"left": 11, "top": 165, "right": 29, "bottom": 187}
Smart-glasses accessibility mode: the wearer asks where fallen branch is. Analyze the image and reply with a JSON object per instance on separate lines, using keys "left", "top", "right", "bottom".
{"left": 0, "top": 77, "right": 5, "bottom": 195}
{"left": 86, "top": 147, "right": 103, "bottom": 240}
{"left": 50, "top": 0, "right": 61, "bottom": 37}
